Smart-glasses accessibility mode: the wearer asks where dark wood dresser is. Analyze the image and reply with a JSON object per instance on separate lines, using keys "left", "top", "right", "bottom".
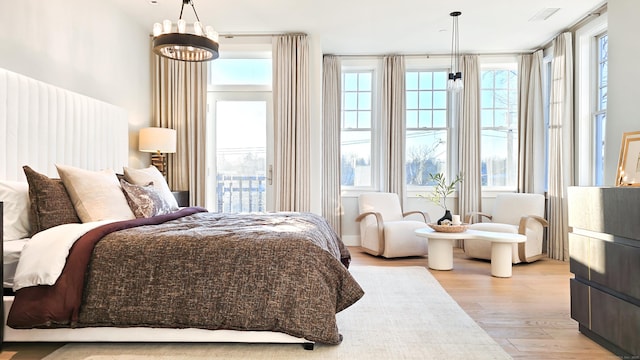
{"left": 567, "top": 186, "right": 640, "bottom": 356}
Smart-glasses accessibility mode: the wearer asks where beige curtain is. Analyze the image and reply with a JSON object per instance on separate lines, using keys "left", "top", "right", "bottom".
{"left": 272, "top": 34, "right": 311, "bottom": 212}
{"left": 152, "top": 55, "right": 208, "bottom": 207}
{"left": 547, "top": 33, "right": 574, "bottom": 261}
{"left": 458, "top": 55, "right": 482, "bottom": 224}
{"left": 517, "top": 50, "right": 544, "bottom": 194}
{"left": 381, "top": 55, "right": 406, "bottom": 203}
{"left": 322, "top": 55, "right": 342, "bottom": 234}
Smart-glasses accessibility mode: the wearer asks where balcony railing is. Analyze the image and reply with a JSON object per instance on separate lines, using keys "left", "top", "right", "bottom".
{"left": 216, "top": 174, "right": 266, "bottom": 213}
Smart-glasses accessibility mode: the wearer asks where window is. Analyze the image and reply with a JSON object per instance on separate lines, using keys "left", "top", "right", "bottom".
{"left": 213, "top": 98, "right": 269, "bottom": 212}
{"left": 210, "top": 58, "right": 271, "bottom": 86}
{"left": 206, "top": 45, "right": 274, "bottom": 212}
{"left": 405, "top": 70, "right": 448, "bottom": 187}
{"left": 575, "top": 12, "right": 607, "bottom": 186}
{"left": 594, "top": 33, "right": 608, "bottom": 185}
{"left": 341, "top": 71, "right": 374, "bottom": 187}
{"left": 480, "top": 68, "right": 518, "bottom": 188}
{"left": 543, "top": 57, "right": 552, "bottom": 192}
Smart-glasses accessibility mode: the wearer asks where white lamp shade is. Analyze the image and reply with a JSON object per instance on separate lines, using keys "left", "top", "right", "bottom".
{"left": 139, "top": 127, "right": 177, "bottom": 153}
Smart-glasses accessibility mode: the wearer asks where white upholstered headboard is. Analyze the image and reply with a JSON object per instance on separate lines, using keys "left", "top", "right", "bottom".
{"left": 0, "top": 68, "right": 129, "bottom": 181}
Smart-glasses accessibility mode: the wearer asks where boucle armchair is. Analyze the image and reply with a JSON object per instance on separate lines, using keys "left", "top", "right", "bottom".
{"left": 464, "top": 193, "right": 548, "bottom": 264}
{"left": 356, "top": 192, "right": 430, "bottom": 258}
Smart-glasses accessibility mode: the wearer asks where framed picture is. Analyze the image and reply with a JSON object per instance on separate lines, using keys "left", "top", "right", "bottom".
{"left": 616, "top": 131, "right": 640, "bottom": 186}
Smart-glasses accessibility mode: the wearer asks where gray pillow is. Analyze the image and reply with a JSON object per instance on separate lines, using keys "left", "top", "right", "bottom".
{"left": 123, "top": 166, "right": 179, "bottom": 210}
{"left": 120, "top": 179, "right": 173, "bottom": 218}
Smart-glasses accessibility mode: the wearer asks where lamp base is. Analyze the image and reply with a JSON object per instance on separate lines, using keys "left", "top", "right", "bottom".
{"left": 150, "top": 153, "right": 167, "bottom": 177}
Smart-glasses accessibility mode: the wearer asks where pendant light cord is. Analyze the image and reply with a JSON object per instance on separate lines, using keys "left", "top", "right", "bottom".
{"left": 450, "top": 15, "right": 456, "bottom": 73}
{"left": 179, "top": 0, "right": 202, "bottom": 23}
{"left": 454, "top": 15, "right": 459, "bottom": 74}
{"left": 449, "top": 11, "right": 461, "bottom": 75}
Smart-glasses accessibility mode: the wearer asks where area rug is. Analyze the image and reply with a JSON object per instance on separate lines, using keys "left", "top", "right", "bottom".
{"left": 43, "top": 266, "right": 511, "bottom": 360}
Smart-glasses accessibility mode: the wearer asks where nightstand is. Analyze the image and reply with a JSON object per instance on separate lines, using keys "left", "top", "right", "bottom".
{"left": 171, "top": 190, "right": 189, "bottom": 207}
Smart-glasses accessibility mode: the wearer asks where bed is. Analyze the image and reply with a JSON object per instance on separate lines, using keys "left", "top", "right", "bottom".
{"left": 0, "top": 68, "right": 364, "bottom": 348}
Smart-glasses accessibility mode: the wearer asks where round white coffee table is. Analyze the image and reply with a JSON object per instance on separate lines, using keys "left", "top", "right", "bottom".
{"left": 415, "top": 228, "right": 526, "bottom": 277}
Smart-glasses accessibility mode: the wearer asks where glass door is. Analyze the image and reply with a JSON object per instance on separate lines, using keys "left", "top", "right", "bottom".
{"left": 207, "top": 92, "right": 273, "bottom": 212}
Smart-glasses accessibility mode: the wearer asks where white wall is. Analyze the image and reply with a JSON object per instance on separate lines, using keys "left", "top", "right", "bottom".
{"left": 0, "top": 0, "right": 152, "bottom": 169}
{"left": 605, "top": 0, "right": 640, "bottom": 185}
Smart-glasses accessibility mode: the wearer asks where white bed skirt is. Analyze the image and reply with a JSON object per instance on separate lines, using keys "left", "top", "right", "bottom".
{"left": 3, "top": 296, "right": 313, "bottom": 347}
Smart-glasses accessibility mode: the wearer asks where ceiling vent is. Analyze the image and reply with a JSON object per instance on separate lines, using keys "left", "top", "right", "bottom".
{"left": 529, "top": 8, "right": 560, "bottom": 22}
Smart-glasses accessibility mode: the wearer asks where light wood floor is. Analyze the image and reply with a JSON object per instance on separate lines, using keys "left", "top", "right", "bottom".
{"left": 0, "top": 343, "right": 63, "bottom": 360}
{"left": 0, "top": 247, "right": 619, "bottom": 359}
{"left": 350, "top": 246, "right": 619, "bottom": 359}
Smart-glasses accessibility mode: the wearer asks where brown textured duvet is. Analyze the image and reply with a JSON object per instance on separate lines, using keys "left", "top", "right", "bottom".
{"left": 7, "top": 208, "right": 364, "bottom": 344}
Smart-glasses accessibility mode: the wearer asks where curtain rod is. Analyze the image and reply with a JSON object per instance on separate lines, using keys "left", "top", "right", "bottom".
{"left": 221, "top": 32, "right": 307, "bottom": 39}
{"left": 330, "top": 51, "right": 533, "bottom": 59}
{"left": 330, "top": 54, "right": 435, "bottom": 59}
{"left": 539, "top": 2, "right": 607, "bottom": 50}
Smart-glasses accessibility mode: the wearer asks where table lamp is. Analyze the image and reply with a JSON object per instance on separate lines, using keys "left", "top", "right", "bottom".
{"left": 139, "top": 127, "right": 177, "bottom": 177}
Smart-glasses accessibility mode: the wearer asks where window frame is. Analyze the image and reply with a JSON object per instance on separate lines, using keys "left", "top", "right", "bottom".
{"left": 405, "top": 57, "right": 455, "bottom": 199}
{"left": 593, "top": 33, "right": 608, "bottom": 186}
{"left": 542, "top": 53, "right": 553, "bottom": 192}
{"left": 205, "top": 38, "right": 274, "bottom": 210}
{"left": 404, "top": 68, "right": 450, "bottom": 191}
{"left": 208, "top": 41, "right": 272, "bottom": 93}
{"left": 479, "top": 57, "right": 519, "bottom": 192}
{"left": 575, "top": 12, "right": 608, "bottom": 186}
{"left": 340, "top": 58, "right": 382, "bottom": 194}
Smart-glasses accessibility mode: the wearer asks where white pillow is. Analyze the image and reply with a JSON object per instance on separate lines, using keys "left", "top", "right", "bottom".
{"left": 0, "top": 181, "right": 31, "bottom": 241}
{"left": 123, "top": 166, "right": 179, "bottom": 210}
{"left": 56, "top": 164, "right": 135, "bottom": 223}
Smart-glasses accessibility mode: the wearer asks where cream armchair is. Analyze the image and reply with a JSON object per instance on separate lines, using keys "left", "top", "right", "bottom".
{"left": 356, "top": 192, "right": 430, "bottom": 258}
{"left": 464, "top": 193, "right": 548, "bottom": 264}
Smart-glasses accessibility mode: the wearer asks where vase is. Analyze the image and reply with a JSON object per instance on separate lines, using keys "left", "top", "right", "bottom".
{"left": 437, "top": 209, "right": 452, "bottom": 225}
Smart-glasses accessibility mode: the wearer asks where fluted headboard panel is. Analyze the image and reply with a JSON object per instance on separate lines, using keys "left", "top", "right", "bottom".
{"left": 0, "top": 68, "right": 128, "bottom": 181}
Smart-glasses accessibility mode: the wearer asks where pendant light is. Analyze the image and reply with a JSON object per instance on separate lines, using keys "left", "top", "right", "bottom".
{"left": 447, "top": 11, "right": 463, "bottom": 92}
{"left": 152, "top": 0, "right": 219, "bottom": 62}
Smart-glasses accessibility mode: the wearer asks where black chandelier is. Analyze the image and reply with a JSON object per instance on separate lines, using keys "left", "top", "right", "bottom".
{"left": 447, "top": 11, "right": 463, "bottom": 92}
{"left": 152, "top": 0, "right": 219, "bottom": 62}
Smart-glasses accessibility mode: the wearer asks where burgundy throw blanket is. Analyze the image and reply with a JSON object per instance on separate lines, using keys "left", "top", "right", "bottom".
{"left": 7, "top": 207, "right": 208, "bottom": 328}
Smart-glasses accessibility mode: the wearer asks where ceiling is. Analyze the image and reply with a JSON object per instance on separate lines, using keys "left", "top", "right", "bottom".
{"left": 109, "top": 0, "right": 607, "bottom": 55}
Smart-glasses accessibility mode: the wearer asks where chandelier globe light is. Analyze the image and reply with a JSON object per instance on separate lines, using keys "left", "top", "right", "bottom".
{"left": 447, "top": 11, "right": 463, "bottom": 92}
{"left": 152, "top": 0, "right": 219, "bottom": 62}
